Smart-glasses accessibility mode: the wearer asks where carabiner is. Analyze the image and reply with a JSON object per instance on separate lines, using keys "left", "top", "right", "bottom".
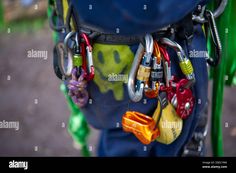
{"left": 159, "top": 45, "right": 171, "bottom": 87}
{"left": 153, "top": 40, "right": 161, "bottom": 64}
{"left": 213, "top": 0, "right": 228, "bottom": 18}
{"left": 128, "top": 44, "right": 145, "bottom": 102}
{"left": 192, "top": 0, "right": 228, "bottom": 23}
{"left": 137, "top": 34, "right": 153, "bottom": 89}
{"left": 144, "top": 41, "right": 162, "bottom": 98}
{"left": 143, "top": 34, "right": 154, "bottom": 66}
{"left": 128, "top": 34, "right": 153, "bottom": 102}
{"left": 64, "top": 31, "right": 76, "bottom": 53}
{"left": 191, "top": 3, "right": 224, "bottom": 66}
{"left": 80, "top": 33, "right": 94, "bottom": 81}
{"left": 63, "top": 32, "right": 94, "bottom": 81}
{"left": 160, "top": 37, "right": 195, "bottom": 84}
{"left": 204, "top": 10, "right": 222, "bottom": 67}
{"left": 54, "top": 31, "right": 75, "bottom": 77}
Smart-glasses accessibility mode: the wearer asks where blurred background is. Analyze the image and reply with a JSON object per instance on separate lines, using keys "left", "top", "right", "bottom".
{"left": 0, "top": 0, "right": 235, "bottom": 156}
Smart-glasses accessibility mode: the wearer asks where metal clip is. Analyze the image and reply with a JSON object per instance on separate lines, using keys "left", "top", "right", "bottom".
{"left": 204, "top": 10, "right": 222, "bottom": 67}
{"left": 144, "top": 41, "right": 162, "bottom": 98}
{"left": 159, "top": 45, "right": 171, "bottom": 87}
{"left": 128, "top": 44, "right": 145, "bottom": 102}
{"left": 80, "top": 33, "right": 94, "bottom": 81}
{"left": 160, "top": 38, "right": 195, "bottom": 86}
{"left": 59, "top": 31, "right": 75, "bottom": 77}
{"left": 137, "top": 34, "right": 153, "bottom": 88}
{"left": 192, "top": 0, "right": 228, "bottom": 23}
{"left": 64, "top": 32, "right": 94, "bottom": 80}
{"left": 128, "top": 34, "right": 154, "bottom": 102}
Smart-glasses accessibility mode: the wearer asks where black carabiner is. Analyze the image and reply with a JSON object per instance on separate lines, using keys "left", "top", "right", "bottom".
{"left": 204, "top": 10, "right": 222, "bottom": 67}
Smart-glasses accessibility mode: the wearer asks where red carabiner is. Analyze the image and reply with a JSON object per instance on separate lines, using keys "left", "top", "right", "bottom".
{"left": 80, "top": 33, "right": 94, "bottom": 81}
{"left": 159, "top": 45, "right": 170, "bottom": 65}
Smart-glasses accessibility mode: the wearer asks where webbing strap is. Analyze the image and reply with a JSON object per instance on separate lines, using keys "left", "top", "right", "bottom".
{"left": 94, "top": 34, "right": 141, "bottom": 45}
{"left": 62, "top": 0, "right": 68, "bottom": 24}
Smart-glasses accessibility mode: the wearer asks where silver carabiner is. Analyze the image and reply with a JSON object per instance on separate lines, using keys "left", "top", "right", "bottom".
{"left": 213, "top": 0, "right": 228, "bottom": 18}
{"left": 128, "top": 43, "right": 145, "bottom": 102}
{"left": 192, "top": 0, "right": 228, "bottom": 23}
{"left": 143, "top": 34, "right": 154, "bottom": 66}
{"left": 160, "top": 38, "right": 195, "bottom": 85}
{"left": 128, "top": 34, "right": 154, "bottom": 102}
{"left": 62, "top": 31, "right": 76, "bottom": 77}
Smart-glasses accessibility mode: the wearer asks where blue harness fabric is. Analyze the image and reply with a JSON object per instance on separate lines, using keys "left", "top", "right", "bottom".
{"left": 70, "top": 0, "right": 206, "bottom": 35}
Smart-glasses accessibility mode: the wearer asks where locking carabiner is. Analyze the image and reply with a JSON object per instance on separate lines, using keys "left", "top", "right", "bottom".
{"left": 137, "top": 34, "right": 153, "bottom": 89}
{"left": 144, "top": 41, "right": 162, "bottom": 98}
{"left": 128, "top": 34, "right": 153, "bottom": 102}
{"left": 160, "top": 37, "right": 195, "bottom": 85}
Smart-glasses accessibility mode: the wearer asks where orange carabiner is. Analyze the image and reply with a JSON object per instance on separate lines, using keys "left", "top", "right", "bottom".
{"left": 122, "top": 111, "right": 160, "bottom": 144}
{"left": 153, "top": 41, "right": 161, "bottom": 64}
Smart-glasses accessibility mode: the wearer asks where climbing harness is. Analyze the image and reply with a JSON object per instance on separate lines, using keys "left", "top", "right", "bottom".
{"left": 48, "top": 0, "right": 228, "bottom": 156}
